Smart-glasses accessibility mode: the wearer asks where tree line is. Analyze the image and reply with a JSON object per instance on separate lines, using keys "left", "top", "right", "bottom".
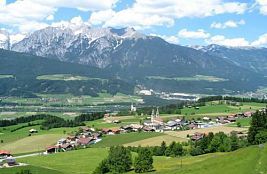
{"left": 199, "top": 95, "right": 267, "bottom": 103}
{"left": 0, "top": 113, "right": 105, "bottom": 129}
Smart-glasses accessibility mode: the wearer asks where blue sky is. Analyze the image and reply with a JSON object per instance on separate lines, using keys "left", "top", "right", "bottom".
{"left": 0, "top": 0, "right": 267, "bottom": 47}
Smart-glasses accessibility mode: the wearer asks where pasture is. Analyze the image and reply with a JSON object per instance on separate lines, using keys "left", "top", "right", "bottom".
{"left": 0, "top": 134, "right": 64, "bottom": 154}
{"left": 93, "top": 132, "right": 162, "bottom": 148}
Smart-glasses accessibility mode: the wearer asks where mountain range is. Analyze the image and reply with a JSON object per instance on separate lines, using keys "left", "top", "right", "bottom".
{"left": 0, "top": 25, "right": 267, "bottom": 96}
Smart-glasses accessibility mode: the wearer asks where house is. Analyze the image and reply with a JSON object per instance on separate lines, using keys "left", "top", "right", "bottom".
{"left": 29, "top": 129, "right": 38, "bottom": 133}
{"left": 202, "top": 117, "right": 210, "bottom": 121}
{"left": 60, "top": 144, "right": 73, "bottom": 151}
{"left": 46, "top": 146, "right": 59, "bottom": 154}
{"left": 78, "top": 137, "right": 94, "bottom": 146}
{"left": 67, "top": 136, "right": 77, "bottom": 142}
{"left": 121, "top": 125, "right": 133, "bottom": 133}
{"left": 191, "top": 132, "right": 204, "bottom": 141}
{"left": 79, "top": 126, "right": 91, "bottom": 132}
{"left": 143, "top": 126, "right": 155, "bottom": 132}
{"left": 112, "top": 120, "right": 121, "bottom": 124}
{"left": 130, "top": 103, "right": 137, "bottom": 112}
{"left": 102, "top": 128, "right": 120, "bottom": 135}
{"left": 130, "top": 124, "right": 143, "bottom": 132}
{"left": 0, "top": 150, "right": 11, "bottom": 158}
{"left": 57, "top": 138, "right": 67, "bottom": 145}
{"left": 188, "top": 124, "right": 198, "bottom": 129}
{"left": 243, "top": 111, "right": 254, "bottom": 117}
{"left": 165, "top": 120, "right": 179, "bottom": 130}
{"left": 226, "top": 116, "right": 236, "bottom": 122}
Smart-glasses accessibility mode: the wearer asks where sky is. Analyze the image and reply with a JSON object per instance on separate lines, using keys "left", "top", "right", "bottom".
{"left": 0, "top": 0, "right": 267, "bottom": 47}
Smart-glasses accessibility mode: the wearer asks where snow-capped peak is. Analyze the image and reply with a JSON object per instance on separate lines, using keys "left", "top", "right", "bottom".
{"left": 0, "top": 29, "right": 10, "bottom": 49}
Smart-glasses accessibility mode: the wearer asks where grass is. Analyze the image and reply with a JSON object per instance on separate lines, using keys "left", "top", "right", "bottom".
{"left": 164, "top": 126, "right": 248, "bottom": 139}
{"left": 0, "top": 165, "right": 61, "bottom": 174}
{"left": 1, "top": 93, "right": 141, "bottom": 108}
{"left": 0, "top": 123, "right": 78, "bottom": 153}
{"left": 93, "top": 132, "right": 162, "bottom": 148}
{"left": 228, "top": 118, "right": 252, "bottom": 127}
{"left": 0, "top": 134, "right": 64, "bottom": 154}
{"left": 124, "top": 134, "right": 187, "bottom": 147}
{"left": 149, "top": 144, "right": 267, "bottom": 174}
{"left": 147, "top": 75, "right": 228, "bottom": 82}
{"left": 36, "top": 74, "right": 107, "bottom": 82}
{"left": 18, "top": 148, "right": 108, "bottom": 174}
{"left": 12, "top": 144, "right": 267, "bottom": 174}
{"left": 180, "top": 101, "right": 266, "bottom": 118}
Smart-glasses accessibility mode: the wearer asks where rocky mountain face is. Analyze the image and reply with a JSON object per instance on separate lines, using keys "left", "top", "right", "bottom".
{"left": 195, "top": 44, "right": 267, "bottom": 75}
{"left": 12, "top": 25, "right": 145, "bottom": 68}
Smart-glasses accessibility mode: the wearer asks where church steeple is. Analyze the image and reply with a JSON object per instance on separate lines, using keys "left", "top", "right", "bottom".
{"left": 156, "top": 107, "right": 159, "bottom": 117}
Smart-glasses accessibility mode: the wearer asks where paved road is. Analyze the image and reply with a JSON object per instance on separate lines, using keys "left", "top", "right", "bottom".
{"left": 14, "top": 152, "right": 43, "bottom": 159}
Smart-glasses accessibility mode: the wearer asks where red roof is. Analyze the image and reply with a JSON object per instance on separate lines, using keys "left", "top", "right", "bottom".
{"left": 78, "top": 137, "right": 93, "bottom": 145}
{"left": 0, "top": 150, "right": 11, "bottom": 155}
{"left": 46, "top": 146, "right": 58, "bottom": 150}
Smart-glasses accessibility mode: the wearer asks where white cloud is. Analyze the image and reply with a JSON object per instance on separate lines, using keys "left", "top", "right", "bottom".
{"left": 251, "top": 33, "right": 267, "bottom": 47}
{"left": 211, "top": 19, "right": 245, "bottom": 29}
{"left": 103, "top": 8, "right": 174, "bottom": 29}
{"left": 206, "top": 35, "right": 250, "bottom": 47}
{"left": 256, "top": 0, "right": 267, "bottom": 15}
{"left": 46, "top": 15, "right": 54, "bottom": 21}
{"left": 99, "top": 0, "right": 247, "bottom": 29}
{"left": 32, "top": 0, "right": 118, "bottom": 12}
{"left": 17, "top": 22, "right": 49, "bottom": 33}
{"left": 150, "top": 34, "right": 179, "bottom": 44}
{"left": 89, "top": 10, "right": 116, "bottom": 25}
{"left": 178, "top": 29, "right": 210, "bottom": 39}
{"left": 0, "top": 0, "right": 118, "bottom": 32}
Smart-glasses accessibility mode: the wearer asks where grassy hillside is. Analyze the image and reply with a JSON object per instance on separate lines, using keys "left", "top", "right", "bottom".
{"left": 0, "top": 49, "right": 134, "bottom": 97}
{"left": 7, "top": 144, "right": 266, "bottom": 174}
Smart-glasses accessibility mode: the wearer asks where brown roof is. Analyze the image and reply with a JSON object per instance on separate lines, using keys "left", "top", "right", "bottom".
{"left": 78, "top": 137, "right": 93, "bottom": 145}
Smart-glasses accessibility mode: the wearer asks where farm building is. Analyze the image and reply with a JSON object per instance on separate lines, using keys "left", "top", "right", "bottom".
{"left": 29, "top": 129, "right": 38, "bottom": 133}
{"left": 0, "top": 150, "right": 11, "bottom": 158}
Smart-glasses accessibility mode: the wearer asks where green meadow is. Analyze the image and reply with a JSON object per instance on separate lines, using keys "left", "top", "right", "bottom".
{"left": 36, "top": 74, "right": 107, "bottom": 82}
{"left": 147, "top": 75, "right": 228, "bottom": 82}
{"left": 2, "top": 144, "right": 265, "bottom": 174}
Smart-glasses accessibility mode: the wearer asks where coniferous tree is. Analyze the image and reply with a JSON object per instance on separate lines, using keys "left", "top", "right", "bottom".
{"left": 134, "top": 148, "right": 153, "bottom": 173}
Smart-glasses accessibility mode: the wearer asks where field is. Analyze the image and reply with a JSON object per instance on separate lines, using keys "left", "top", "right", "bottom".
{"left": 0, "top": 74, "right": 13, "bottom": 79}
{"left": 124, "top": 134, "right": 188, "bottom": 146}
{"left": 0, "top": 123, "right": 77, "bottom": 154}
{"left": 1, "top": 144, "right": 264, "bottom": 174}
{"left": 93, "top": 132, "right": 162, "bottom": 148}
{"left": 36, "top": 74, "right": 107, "bottom": 82}
{"left": 147, "top": 75, "right": 228, "bottom": 82}
{"left": 165, "top": 125, "right": 248, "bottom": 139}
{"left": 0, "top": 134, "right": 65, "bottom": 154}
